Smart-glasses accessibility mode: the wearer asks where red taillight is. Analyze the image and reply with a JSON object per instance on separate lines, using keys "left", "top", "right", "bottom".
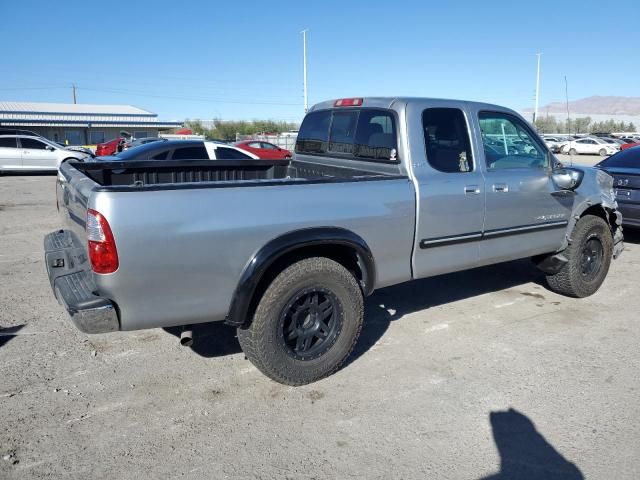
{"left": 334, "top": 98, "right": 363, "bottom": 107}
{"left": 86, "top": 209, "right": 119, "bottom": 274}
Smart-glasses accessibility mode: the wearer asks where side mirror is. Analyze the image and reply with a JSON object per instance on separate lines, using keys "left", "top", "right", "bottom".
{"left": 46, "top": 145, "right": 56, "bottom": 151}
{"left": 552, "top": 168, "right": 584, "bottom": 191}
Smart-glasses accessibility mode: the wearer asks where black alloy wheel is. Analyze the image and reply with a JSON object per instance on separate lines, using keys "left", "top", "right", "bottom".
{"left": 279, "top": 288, "right": 342, "bottom": 360}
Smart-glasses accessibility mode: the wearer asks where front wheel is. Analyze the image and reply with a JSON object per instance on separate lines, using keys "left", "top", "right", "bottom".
{"left": 237, "top": 257, "right": 364, "bottom": 385}
{"left": 569, "top": 148, "right": 577, "bottom": 156}
{"left": 545, "top": 215, "right": 613, "bottom": 297}
{"left": 598, "top": 148, "right": 607, "bottom": 156}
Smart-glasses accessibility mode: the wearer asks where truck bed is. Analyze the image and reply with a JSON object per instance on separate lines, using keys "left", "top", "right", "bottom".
{"left": 71, "top": 159, "right": 402, "bottom": 191}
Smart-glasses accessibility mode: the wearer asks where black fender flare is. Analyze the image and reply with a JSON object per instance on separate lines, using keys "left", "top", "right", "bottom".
{"left": 225, "top": 227, "right": 376, "bottom": 327}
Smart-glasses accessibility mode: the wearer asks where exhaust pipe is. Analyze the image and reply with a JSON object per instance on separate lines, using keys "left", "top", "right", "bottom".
{"left": 180, "top": 326, "right": 193, "bottom": 347}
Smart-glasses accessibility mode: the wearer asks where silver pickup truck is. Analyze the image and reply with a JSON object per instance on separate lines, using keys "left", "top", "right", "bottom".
{"left": 45, "top": 97, "right": 624, "bottom": 385}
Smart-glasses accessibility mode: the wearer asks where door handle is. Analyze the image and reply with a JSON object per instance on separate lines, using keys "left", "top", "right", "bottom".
{"left": 464, "top": 185, "right": 481, "bottom": 194}
{"left": 492, "top": 183, "right": 509, "bottom": 192}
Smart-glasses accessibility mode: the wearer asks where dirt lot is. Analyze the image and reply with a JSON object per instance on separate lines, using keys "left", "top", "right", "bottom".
{"left": 1, "top": 169, "right": 639, "bottom": 479}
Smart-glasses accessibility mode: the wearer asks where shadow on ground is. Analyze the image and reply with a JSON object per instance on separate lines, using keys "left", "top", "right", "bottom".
{"left": 344, "top": 258, "right": 545, "bottom": 367}
{"left": 479, "top": 408, "right": 583, "bottom": 479}
{"left": 163, "top": 322, "right": 242, "bottom": 357}
{"left": 0, "top": 325, "right": 25, "bottom": 349}
{"left": 167, "top": 258, "right": 545, "bottom": 363}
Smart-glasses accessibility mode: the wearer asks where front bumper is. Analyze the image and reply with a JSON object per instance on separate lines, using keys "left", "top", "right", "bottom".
{"left": 612, "top": 209, "right": 625, "bottom": 259}
{"left": 44, "top": 230, "right": 119, "bottom": 334}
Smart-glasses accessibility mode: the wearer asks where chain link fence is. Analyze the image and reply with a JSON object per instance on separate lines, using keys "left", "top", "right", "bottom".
{"left": 236, "top": 133, "right": 298, "bottom": 150}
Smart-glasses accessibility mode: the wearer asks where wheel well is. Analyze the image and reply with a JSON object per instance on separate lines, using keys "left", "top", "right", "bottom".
{"left": 239, "top": 244, "right": 368, "bottom": 328}
{"left": 580, "top": 204, "right": 617, "bottom": 233}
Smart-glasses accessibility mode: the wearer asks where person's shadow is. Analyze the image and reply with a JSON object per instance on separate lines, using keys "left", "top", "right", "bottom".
{"left": 479, "top": 409, "right": 583, "bottom": 479}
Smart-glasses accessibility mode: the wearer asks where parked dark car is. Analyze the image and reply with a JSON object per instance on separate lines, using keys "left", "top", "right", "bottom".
{"left": 597, "top": 148, "right": 640, "bottom": 228}
{"left": 92, "top": 140, "right": 257, "bottom": 162}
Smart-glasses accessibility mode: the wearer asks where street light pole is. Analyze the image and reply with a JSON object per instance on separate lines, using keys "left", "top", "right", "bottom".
{"left": 534, "top": 53, "right": 541, "bottom": 123}
{"left": 302, "top": 29, "right": 308, "bottom": 113}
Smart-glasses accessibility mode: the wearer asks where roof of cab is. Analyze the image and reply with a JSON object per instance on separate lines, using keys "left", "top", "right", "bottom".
{"left": 309, "top": 97, "right": 518, "bottom": 116}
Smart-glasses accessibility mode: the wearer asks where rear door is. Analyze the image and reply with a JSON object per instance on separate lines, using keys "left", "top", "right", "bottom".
{"left": 409, "top": 103, "right": 485, "bottom": 278}
{"left": 0, "top": 136, "right": 22, "bottom": 169}
{"left": 475, "top": 111, "right": 572, "bottom": 264}
{"left": 19, "top": 137, "right": 58, "bottom": 169}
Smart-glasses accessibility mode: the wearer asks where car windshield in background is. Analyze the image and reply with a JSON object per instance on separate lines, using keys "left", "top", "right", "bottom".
{"left": 115, "top": 142, "right": 170, "bottom": 160}
{"left": 598, "top": 148, "right": 640, "bottom": 169}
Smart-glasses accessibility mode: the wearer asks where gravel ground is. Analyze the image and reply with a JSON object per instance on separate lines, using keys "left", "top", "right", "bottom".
{"left": 1, "top": 170, "right": 639, "bottom": 479}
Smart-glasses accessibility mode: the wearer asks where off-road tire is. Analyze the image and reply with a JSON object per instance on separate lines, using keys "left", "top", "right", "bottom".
{"left": 569, "top": 148, "right": 577, "bottom": 156}
{"left": 545, "top": 215, "right": 613, "bottom": 297}
{"left": 237, "top": 257, "right": 364, "bottom": 385}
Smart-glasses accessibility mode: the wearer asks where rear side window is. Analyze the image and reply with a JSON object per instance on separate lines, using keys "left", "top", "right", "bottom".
{"left": 422, "top": 108, "right": 473, "bottom": 172}
{"left": 296, "top": 110, "right": 331, "bottom": 154}
{"left": 171, "top": 145, "right": 209, "bottom": 160}
{"left": 215, "top": 147, "right": 252, "bottom": 159}
{"left": 0, "top": 137, "right": 18, "bottom": 148}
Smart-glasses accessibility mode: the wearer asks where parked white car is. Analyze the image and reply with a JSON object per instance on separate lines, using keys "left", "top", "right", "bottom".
{"left": 0, "top": 132, "right": 89, "bottom": 172}
{"left": 542, "top": 135, "right": 571, "bottom": 153}
{"left": 561, "top": 137, "right": 619, "bottom": 156}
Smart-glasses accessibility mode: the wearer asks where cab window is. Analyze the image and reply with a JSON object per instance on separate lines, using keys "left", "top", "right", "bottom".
{"left": 422, "top": 108, "right": 473, "bottom": 173}
{"left": 478, "top": 112, "right": 548, "bottom": 170}
{"left": 296, "top": 108, "right": 398, "bottom": 162}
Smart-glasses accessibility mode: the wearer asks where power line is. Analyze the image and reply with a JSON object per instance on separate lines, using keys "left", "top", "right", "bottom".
{"left": 77, "top": 86, "right": 304, "bottom": 106}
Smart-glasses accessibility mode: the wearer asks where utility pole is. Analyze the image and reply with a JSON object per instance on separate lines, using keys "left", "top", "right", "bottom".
{"left": 564, "top": 75, "right": 570, "bottom": 132}
{"left": 72, "top": 84, "right": 77, "bottom": 104}
{"left": 534, "top": 53, "right": 541, "bottom": 123}
{"left": 301, "top": 29, "right": 308, "bottom": 113}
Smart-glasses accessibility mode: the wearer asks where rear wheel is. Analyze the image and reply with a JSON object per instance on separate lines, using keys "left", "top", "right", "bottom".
{"left": 545, "top": 215, "right": 613, "bottom": 297}
{"left": 569, "top": 148, "right": 577, "bottom": 156}
{"left": 237, "top": 257, "right": 363, "bottom": 385}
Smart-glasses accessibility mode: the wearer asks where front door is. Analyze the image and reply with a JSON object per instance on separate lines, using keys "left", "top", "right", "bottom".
{"left": 19, "top": 137, "right": 58, "bottom": 169}
{"left": 411, "top": 105, "right": 486, "bottom": 278}
{"left": 476, "top": 111, "right": 573, "bottom": 265}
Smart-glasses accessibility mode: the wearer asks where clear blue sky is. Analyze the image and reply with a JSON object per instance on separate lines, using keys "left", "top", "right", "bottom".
{"left": 1, "top": 0, "right": 637, "bottom": 123}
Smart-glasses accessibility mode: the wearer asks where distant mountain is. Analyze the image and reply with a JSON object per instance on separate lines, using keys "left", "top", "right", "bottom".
{"left": 540, "top": 96, "right": 640, "bottom": 116}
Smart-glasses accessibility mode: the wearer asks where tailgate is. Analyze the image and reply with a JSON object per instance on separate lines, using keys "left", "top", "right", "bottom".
{"left": 56, "top": 161, "right": 97, "bottom": 244}
{"left": 45, "top": 162, "right": 120, "bottom": 333}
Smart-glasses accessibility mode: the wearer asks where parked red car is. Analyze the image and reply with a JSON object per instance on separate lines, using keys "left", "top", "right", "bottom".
{"left": 234, "top": 140, "right": 292, "bottom": 159}
{"left": 620, "top": 139, "right": 640, "bottom": 151}
{"left": 95, "top": 137, "right": 125, "bottom": 156}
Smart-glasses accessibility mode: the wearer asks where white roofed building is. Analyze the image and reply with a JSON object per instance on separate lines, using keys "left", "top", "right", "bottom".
{"left": 0, "top": 101, "right": 182, "bottom": 145}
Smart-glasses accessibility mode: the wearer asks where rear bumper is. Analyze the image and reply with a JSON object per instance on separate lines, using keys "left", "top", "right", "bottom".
{"left": 44, "top": 230, "right": 119, "bottom": 334}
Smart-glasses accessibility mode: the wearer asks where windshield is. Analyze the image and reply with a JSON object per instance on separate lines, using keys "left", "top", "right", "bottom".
{"left": 115, "top": 141, "right": 166, "bottom": 159}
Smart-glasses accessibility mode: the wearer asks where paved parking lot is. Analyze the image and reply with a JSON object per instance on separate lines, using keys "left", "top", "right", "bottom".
{"left": 1, "top": 168, "right": 639, "bottom": 479}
